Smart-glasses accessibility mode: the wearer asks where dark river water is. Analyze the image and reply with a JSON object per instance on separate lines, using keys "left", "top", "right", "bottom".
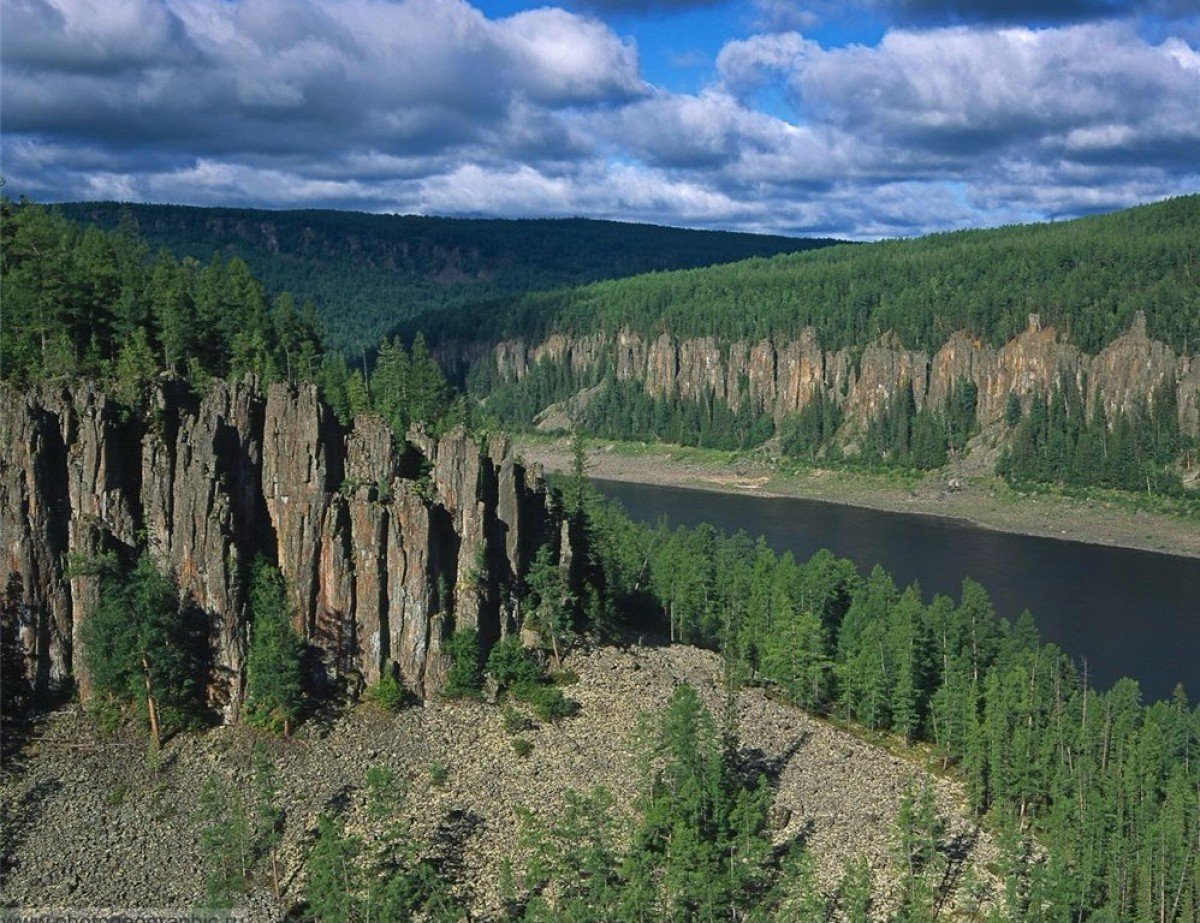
{"left": 594, "top": 479, "right": 1200, "bottom": 703}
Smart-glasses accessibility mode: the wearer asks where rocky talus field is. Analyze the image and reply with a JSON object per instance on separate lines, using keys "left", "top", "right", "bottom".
{"left": 1, "top": 644, "right": 999, "bottom": 921}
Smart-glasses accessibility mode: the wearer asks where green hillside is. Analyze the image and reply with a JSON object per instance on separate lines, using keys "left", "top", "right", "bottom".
{"left": 56, "top": 202, "right": 837, "bottom": 353}
{"left": 439, "top": 195, "right": 1200, "bottom": 356}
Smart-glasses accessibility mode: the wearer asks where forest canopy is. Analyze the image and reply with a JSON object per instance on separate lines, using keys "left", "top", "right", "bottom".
{"left": 56, "top": 201, "right": 837, "bottom": 354}
{"left": 430, "top": 195, "right": 1200, "bottom": 356}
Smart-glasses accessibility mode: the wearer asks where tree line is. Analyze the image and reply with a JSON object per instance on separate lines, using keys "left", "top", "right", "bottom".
{"left": 0, "top": 197, "right": 465, "bottom": 441}
{"left": 57, "top": 201, "right": 832, "bottom": 355}
{"left": 474, "top": 349, "right": 1197, "bottom": 495}
{"left": 442, "top": 194, "right": 1200, "bottom": 356}
{"left": 476, "top": 358, "right": 983, "bottom": 473}
{"left": 0, "top": 198, "right": 324, "bottom": 394}
{"left": 999, "top": 379, "right": 1194, "bottom": 498}
{"left": 571, "top": 486, "right": 1200, "bottom": 922}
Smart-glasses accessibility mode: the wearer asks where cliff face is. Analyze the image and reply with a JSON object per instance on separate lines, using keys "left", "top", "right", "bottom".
{"left": 0, "top": 380, "right": 556, "bottom": 712}
{"left": 493, "top": 312, "right": 1199, "bottom": 437}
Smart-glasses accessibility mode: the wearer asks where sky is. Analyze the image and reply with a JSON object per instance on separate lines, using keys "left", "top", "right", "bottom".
{"left": 1, "top": 0, "right": 1198, "bottom": 238}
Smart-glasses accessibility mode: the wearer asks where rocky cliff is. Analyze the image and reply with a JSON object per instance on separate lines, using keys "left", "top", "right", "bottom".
{"left": 0, "top": 379, "right": 557, "bottom": 712}
{"left": 494, "top": 312, "right": 1199, "bottom": 438}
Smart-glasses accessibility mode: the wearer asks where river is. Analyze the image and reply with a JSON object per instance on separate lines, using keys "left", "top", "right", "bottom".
{"left": 594, "top": 478, "right": 1200, "bottom": 703}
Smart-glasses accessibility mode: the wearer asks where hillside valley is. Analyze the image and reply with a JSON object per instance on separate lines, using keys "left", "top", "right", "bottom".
{"left": 56, "top": 203, "right": 837, "bottom": 354}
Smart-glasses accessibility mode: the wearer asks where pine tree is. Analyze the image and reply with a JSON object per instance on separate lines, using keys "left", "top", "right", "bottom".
{"left": 1005, "top": 389, "right": 1023, "bottom": 427}
{"left": 371, "top": 336, "right": 413, "bottom": 435}
{"left": 837, "top": 855, "right": 873, "bottom": 923}
{"left": 80, "top": 551, "right": 204, "bottom": 744}
{"left": 196, "top": 774, "right": 250, "bottom": 907}
{"left": 0, "top": 575, "right": 32, "bottom": 733}
{"left": 244, "top": 559, "right": 305, "bottom": 735}
{"left": 523, "top": 544, "right": 576, "bottom": 669}
{"left": 442, "top": 628, "right": 483, "bottom": 698}
{"left": 304, "top": 814, "right": 364, "bottom": 923}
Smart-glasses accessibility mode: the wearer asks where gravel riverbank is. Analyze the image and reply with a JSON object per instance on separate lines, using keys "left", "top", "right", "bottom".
{"left": 521, "top": 438, "right": 1200, "bottom": 559}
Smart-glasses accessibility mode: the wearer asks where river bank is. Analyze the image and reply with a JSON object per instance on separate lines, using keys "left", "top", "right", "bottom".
{"left": 518, "top": 436, "right": 1200, "bottom": 560}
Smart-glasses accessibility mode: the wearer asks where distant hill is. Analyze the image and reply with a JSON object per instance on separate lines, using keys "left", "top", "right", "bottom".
{"left": 57, "top": 202, "right": 838, "bottom": 353}
{"left": 443, "top": 194, "right": 1200, "bottom": 355}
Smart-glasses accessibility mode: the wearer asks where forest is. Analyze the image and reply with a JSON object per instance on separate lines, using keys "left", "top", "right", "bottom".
{"left": 26, "top": 195, "right": 1199, "bottom": 501}
{"left": 452, "top": 195, "right": 1200, "bottom": 502}
{"left": 56, "top": 201, "right": 834, "bottom": 355}
{"left": 431, "top": 194, "right": 1200, "bottom": 355}
{"left": 567, "top": 482, "right": 1200, "bottom": 922}
{"left": 2, "top": 197, "right": 1198, "bottom": 920}
{"left": 0, "top": 198, "right": 460, "bottom": 436}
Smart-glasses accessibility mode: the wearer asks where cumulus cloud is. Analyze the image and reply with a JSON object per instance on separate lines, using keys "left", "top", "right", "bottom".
{"left": 718, "top": 23, "right": 1200, "bottom": 171}
{"left": 2, "top": 0, "right": 644, "bottom": 154}
{"left": 1, "top": 0, "right": 1197, "bottom": 237}
{"left": 556, "top": 0, "right": 727, "bottom": 13}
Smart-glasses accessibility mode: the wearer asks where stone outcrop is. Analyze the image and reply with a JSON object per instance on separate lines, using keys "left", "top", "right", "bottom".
{"left": 492, "top": 312, "right": 1199, "bottom": 437}
{"left": 0, "top": 379, "right": 558, "bottom": 712}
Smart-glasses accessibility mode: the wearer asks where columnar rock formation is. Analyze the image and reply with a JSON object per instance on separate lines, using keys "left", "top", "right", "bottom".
{"left": 0, "top": 379, "right": 556, "bottom": 713}
{"left": 493, "top": 313, "right": 1199, "bottom": 437}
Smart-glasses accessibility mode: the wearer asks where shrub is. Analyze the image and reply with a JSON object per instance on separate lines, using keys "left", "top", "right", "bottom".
{"left": 502, "top": 704, "right": 531, "bottom": 734}
{"left": 512, "top": 738, "right": 533, "bottom": 758}
{"left": 485, "top": 636, "right": 541, "bottom": 691}
{"left": 365, "top": 671, "right": 406, "bottom": 711}
{"left": 513, "top": 681, "right": 578, "bottom": 723}
{"left": 89, "top": 696, "right": 124, "bottom": 737}
{"left": 442, "top": 629, "right": 483, "bottom": 699}
{"left": 364, "top": 765, "right": 405, "bottom": 818}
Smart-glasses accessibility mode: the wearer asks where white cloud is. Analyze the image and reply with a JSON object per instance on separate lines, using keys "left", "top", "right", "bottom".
{"left": 772, "top": 23, "right": 1200, "bottom": 157}
{"left": 1, "top": 0, "right": 1196, "bottom": 238}
{"left": 498, "top": 7, "right": 643, "bottom": 104}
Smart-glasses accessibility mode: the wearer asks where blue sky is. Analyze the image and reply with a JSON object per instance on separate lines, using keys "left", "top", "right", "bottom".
{"left": 2, "top": 0, "right": 1197, "bottom": 238}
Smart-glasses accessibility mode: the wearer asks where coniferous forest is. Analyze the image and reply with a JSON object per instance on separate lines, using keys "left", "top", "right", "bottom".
{"left": 461, "top": 196, "right": 1199, "bottom": 503}
{"left": 1, "top": 197, "right": 1198, "bottom": 921}
{"left": 438, "top": 195, "right": 1200, "bottom": 354}
{"left": 13, "top": 196, "right": 1199, "bottom": 504}
{"left": 568, "top": 486, "right": 1200, "bottom": 922}
{"left": 56, "top": 201, "right": 836, "bottom": 354}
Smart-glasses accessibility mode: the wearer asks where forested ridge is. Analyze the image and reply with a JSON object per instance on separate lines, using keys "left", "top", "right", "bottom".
{"left": 55, "top": 201, "right": 836, "bottom": 354}
{"left": 435, "top": 194, "right": 1200, "bottom": 355}
{"left": 462, "top": 197, "right": 1200, "bottom": 503}
{"left": 0, "top": 198, "right": 461, "bottom": 432}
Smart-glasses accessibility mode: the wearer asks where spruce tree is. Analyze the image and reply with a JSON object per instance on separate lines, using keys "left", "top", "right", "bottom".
{"left": 80, "top": 551, "right": 204, "bottom": 743}
{"left": 523, "top": 544, "right": 576, "bottom": 669}
{"left": 244, "top": 559, "right": 305, "bottom": 735}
